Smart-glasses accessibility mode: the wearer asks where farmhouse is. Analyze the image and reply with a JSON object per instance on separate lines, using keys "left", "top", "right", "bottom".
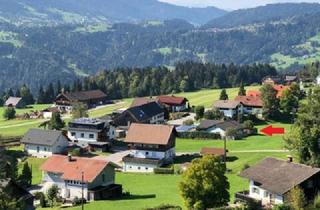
{"left": 235, "top": 96, "right": 263, "bottom": 116}
{"left": 42, "top": 107, "right": 60, "bottom": 119}
{"left": 197, "top": 120, "right": 242, "bottom": 139}
{"left": 113, "top": 101, "right": 165, "bottom": 127}
{"left": 200, "top": 147, "right": 227, "bottom": 160}
{"left": 67, "top": 118, "right": 115, "bottom": 147}
{"left": 262, "top": 76, "right": 283, "bottom": 85}
{"left": 236, "top": 157, "right": 320, "bottom": 207}
{"left": 122, "top": 123, "right": 176, "bottom": 173}
{"left": 213, "top": 100, "right": 242, "bottom": 118}
{"left": 21, "top": 129, "right": 69, "bottom": 158}
{"left": 156, "top": 95, "right": 189, "bottom": 112}
{"left": 4, "top": 96, "right": 25, "bottom": 108}
{"left": 54, "top": 90, "right": 108, "bottom": 112}
{"left": 41, "top": 155, "right": 121, "bottom": 201}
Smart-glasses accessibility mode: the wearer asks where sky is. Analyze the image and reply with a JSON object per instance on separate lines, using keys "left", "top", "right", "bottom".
{"left": 158, "top": 0, "right": 320, "bottom": 10}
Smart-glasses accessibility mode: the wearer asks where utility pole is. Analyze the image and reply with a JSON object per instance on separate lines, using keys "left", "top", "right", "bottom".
{"left": 81, "top": 171, "right": 84, "bottom": 210}
{"left": 223, "top": 137, "right": 227, "bottom": 167}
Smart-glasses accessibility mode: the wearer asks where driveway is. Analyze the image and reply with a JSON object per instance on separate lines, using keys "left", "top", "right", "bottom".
{"left": 94, "top": 150, "right": 131, "bottom": 166}
{"left": 167, "top": 113, "right": 196, "bottom": 126}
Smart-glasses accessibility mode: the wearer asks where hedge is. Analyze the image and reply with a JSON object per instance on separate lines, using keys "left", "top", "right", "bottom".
{"left": 177, "top": 131, "right": 221, "bottom": 140}
{"left": 154, "top": 166, "right": 174, "bottom": 174}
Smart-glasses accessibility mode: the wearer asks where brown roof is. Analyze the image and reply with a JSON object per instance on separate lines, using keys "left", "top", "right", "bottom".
{"left": 41, "top": 155, "right": 117, "bottom": 182}
{"left": 125, "top": 123, "right": 175, "bottom": 145}
{"left": 200, "top": 147, "right": 227, "bottom": 156}
{"left": 130, "top": 98, "right": 156, "bottom": 108}
{"left": 156, "top": 95, "right": 187, "bottom": 105}
{"left": 240, "top": 157, "right": 320, "bottom": 195}
{"left": 213, "top": 100, "right": 240, "bottom": 109}
{"left": 235, "top": 96, "right": 263, "bottom": 107}
{"left": 59, "top": 90, "right": 107, "bottom": 102}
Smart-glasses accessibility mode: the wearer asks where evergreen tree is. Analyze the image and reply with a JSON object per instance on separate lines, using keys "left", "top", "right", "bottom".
{"left": 14, "top": 89, "right": 20, "bottom": 97}
{"left": 219, "top": 89, "right": 229, "bottom": 100}
{"left": 18, "top": 162, "right": 32, "bottom": 188}
{"left": 56, "top": 80, "right": 62, "bottom": 95}
{"left": 48, "top": 113, "right": 65, "bottom": 130}
{"left": 195, "top": 106, "right": 205, "bottom": 120}
{"left": 3, "top": 107, "right": 16, "bottom": 120}
{"left": 179, "top": 155, "right": 230, "bottom": 209}
{"left": 261, "top": 84, "right": 280, "bottom": 120}
{"left": 37, "top": 86, "right": 46, "bottom": 104}
{"left": 47, "top": 185, "right": 59, "bottom": 207}
{"left": 45, "top": 83, "right": 55, "bottom": 103}
{"left": 20, "top": 85, "right": 34, "bottom": 105}
{"left": 238, "top": 82, "right": 246, "bottom": 96}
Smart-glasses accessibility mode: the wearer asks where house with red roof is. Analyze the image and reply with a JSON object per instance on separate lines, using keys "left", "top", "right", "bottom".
{"left": 156, "top": 95, "right": 189, "bottom": 112}
{"left": 41, "top": 155, "right": 121, "bottom": 201}
{"left": 235, "top": 96, "right": 263, "bottom": 116}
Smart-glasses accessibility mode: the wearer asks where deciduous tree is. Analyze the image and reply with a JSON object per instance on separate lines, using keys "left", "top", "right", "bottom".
{"left": 179, "top": 155, "right": 229, "bottom": 210}
{"left": 261, "top": 84, "right": 280, "bottom": 120}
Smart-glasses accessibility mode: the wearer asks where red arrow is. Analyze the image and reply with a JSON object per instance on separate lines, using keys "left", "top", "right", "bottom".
{"left": 260, "top": 125, "right": 285, "bottom": 136}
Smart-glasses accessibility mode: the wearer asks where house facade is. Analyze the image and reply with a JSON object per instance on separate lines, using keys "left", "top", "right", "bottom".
{"left": 156, "top": 95, "right": 189, "bottom": 112}
{"left": 235, "top": 96, "right": 263, "bottom": 116}
{"left": 197, "top": 120, "right": 242, "bottom": 139}
{"left": 55, "top": 90, "right": 108, "bottom": 112}
{"left": 21, "top": 129, "right": 69, "bottom": 158}
{"left": 41, "top": 155, "right": 121, "bottom": 201}
{"left": 113, "top": 101, "right": 165, "bottom": 127}
{"left": 122, "top": 123, "right": 176, "bottom": 173}
{"left": 237, "top": 157, "right": 320, "bottom": 207}
{"left": 67, "top": 118, "right": 116, "bottom": 144}
{"left": 213, "top": 100, "right": 242, "bottom": 118}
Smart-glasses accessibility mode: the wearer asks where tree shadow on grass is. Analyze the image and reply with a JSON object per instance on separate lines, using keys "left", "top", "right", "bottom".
{"left": 174, "top": 154, "right": 201, "bottom": 164}
{"left": 226, "top": 156, "right": 238, "bottom": 162}
{"left": 120, "top": 194, "right": 156, "bottom": 200}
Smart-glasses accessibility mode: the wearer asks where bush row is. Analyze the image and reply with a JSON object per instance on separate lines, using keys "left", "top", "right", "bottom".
{"left": 154, "top": 166, "right": 174, "bottom": 174}
{"left": 177, "top": 132, "right": 221, "bottom": 140}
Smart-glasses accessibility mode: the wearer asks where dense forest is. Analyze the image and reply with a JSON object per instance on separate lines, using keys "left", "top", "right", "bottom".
{"left": 1, "top": 4, "right": 320, "bottom": 91}
{"left": 1, "top": 62, "right": 277, "bottom": 104}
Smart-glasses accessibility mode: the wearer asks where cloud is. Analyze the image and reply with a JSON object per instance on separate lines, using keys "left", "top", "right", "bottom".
{"left": 158, "top": 0, "right": 320, "bottom": 10}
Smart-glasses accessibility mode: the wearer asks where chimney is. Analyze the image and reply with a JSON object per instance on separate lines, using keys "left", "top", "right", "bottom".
{"left": 287, "top": 155, "right": 293, "bottom": 163}
{"left": 68, "top": 154, "right": 72, "bottom": 162}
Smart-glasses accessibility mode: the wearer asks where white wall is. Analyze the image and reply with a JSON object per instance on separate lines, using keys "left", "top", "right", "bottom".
{"left": 130, "top": 147, "right": 175, "bottom": 161}
{"left": 43, "top": 112, "right": 53, "bottom": 119}
{"left": 123, "top": 162, "right": 158, "bottom": 173}
{"left": 149, "top": 113, "right": 165, "bottom": 124}
{"left": 108, "top": 126, "right": 116, "bottom": 140}
{"left": 249, "top": 180, "right": 284, "bottom": 205}
{"left": 68, "top": 131, "right": 99, "bottom": 143}
{"left": 25, "top": 144, "right": 53, "bottom": 158}
{"left": 207, "top": 127, "right": 226, "bottom": 137}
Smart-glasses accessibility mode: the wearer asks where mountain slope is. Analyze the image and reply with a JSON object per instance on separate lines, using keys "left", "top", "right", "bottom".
{"left": 0, "top": 0, "right": 227, "bottom": 25}
{"left": 203, "top": 3, "right": 320, "bottom": 28}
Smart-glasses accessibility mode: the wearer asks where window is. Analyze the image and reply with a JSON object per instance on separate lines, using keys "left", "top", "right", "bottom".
{"left": 37, "top": 146, "right": 40, "bottom": 153}
{"left": 71, "top": 132, "right": 76, "bottom": 136}
{"left": 145, "top": 151, "right": 149, "bottom": 155}
{"left": 138, "top": 167, "right": 141, "bottom": 170}
{"left": 44, "top": 147, "right": 47, "bottom": 151}
{"left": 252, "top": 187, "right": 260, "bottom": 194}
{"left": 264, "top": 191, "right": 269, "bottom": 198}
{"left": 89, "top": 134, "right": 94, "bottom": 139}
{"left": 145, "top": 167, "right": 148, "bottom": 170}
{"left": 81, "top": 133, "right": 84, "bottom": 138}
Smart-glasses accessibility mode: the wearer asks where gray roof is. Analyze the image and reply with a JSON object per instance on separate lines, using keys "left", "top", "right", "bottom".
{"left": 198, "top": 120, "right": 241, "bottom": 131}
{"left": 21, "top": 129, "right": 65, "bottom": 146}
{"left": 213, "top": 100, "right": 240, "bottom": 109}
{"left": 5, "top": 97, "right": 22, "bottom": 106}
{"left": 240, "top": 157, "right": 320, "bottom": 195}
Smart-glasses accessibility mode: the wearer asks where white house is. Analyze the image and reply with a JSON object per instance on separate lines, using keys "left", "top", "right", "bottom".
{"left": 67, "top": 118, "right": 116, "bottom": 144}
{"left": 235, "top": 96, "right": 263, "bottom": 116}
{"left": 122, "top": 123, "right": 176, "bottom": 173}
{"left": 42, "top": 107, "right": 60, "bottom": 119}
{"left": 213, "top": 100, "right": 242, "bottom": 118}
{"left": 40, "top": 155, "right": 121, "bottom": 201}
{"left": 237, "top": 157, "right": 320, "bottom": 207}
{"left": 156, "top": 95, "right": 189, "bottom": 112}
{"left": 21, "top": 129, "right": 69, "bottom": 158}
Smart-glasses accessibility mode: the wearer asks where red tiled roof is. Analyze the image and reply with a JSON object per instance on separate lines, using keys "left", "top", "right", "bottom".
{"left": 273, "top": 85, "right": 289, "bottom": 98}
{"left": 40, "top": 155, "right": 116, "bottom": 182}
{"left": 125, "top": 123, "right": 175, "bottom": 145}
{"left": 235, "top": 96, "right": 263, "bottom": 107}
{"left": 200, "top": 147, "right": 227, "bottom": 156}
{"left": 246, "top": 90, "right": 261, "bottom": 97}
{"left": 156, "top": 95, "right": 187, "bottom": 105}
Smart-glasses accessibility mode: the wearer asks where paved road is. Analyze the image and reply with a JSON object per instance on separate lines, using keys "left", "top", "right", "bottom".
{"left": 167, "top": 113, "right": 196, "bottom": 126}
{"left": 94, "top": 150, "right": 131, "bottom": 166}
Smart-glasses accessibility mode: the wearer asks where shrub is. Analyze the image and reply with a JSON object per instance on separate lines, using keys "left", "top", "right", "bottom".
{"left": 195, "top": 106, "right": 205, "bottom": 120}
{"left": 314, "top": 193, "right": 320, "bottom": 208}
{"left": 34, "top": 192, "right": 46, "bottom": 208}
{"left": 183, "top": 119, "right": 194, "bottom": 125}
{"left": 241, "top": 164, "right": 250, "bottom": 172}
{"left": 243, "top": 120, "right": 254, "bottom": 129}
{"left": 154, "top": 166, "right": 174, "bottom": 174}
{"left": 177, "top": 132, "right": 221, "bottom": 139}
{"left": 174, "top": 165, "right": 183, "bottom": 175}
{"left": 3, "top": 107, "right": 16, "bottom": 120}
{"left": 272, "top": 204, "right": 290, "bottom": 210}
{"left": 72, "top": 197, "right": 86, "bottom": 206}
{"left": 70, "top": 148, "right": 81, "bottom": 156}
{"left": 144, "top": 204, "right": 182, "bottom": 210}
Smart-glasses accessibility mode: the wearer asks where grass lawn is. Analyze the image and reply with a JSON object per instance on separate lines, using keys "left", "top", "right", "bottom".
{"left": 18, "top": 157, "right": 47, "bottom": 185}
{"left": 176, "top": 123, "right": 291, "bottom": 153}
{"left": 88, "top": 99, "right": 132, "bottom": 118}
{"left": 175, "top": 86, "right": 261, "bottom": 108}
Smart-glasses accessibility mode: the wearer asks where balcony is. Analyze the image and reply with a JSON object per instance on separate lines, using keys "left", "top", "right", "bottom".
{"left": 235, "top": 191, "right": 262, "bottom": 207}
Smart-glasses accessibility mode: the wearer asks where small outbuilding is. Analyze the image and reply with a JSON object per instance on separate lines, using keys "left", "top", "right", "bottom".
{"left": 5, "top": 97, "right": 25, "bottom": 108}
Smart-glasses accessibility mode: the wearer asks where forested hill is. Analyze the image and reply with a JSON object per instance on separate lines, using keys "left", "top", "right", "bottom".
{"left": 0, "top": 0, "right": 226, "bottom": 25}
{"left": 203, "top": 3, "right": 320, "bottom": 29}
